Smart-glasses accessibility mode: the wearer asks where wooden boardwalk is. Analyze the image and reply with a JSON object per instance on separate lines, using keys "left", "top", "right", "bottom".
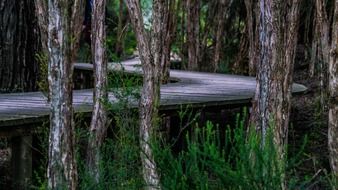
{"left": 0, "top": 58, "right": 308, "bottom": 189}
{"left": 0, "top": 58, "right": 307, "bottom": 127}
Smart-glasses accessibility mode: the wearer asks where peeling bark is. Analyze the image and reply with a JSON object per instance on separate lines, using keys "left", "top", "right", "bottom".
{"left": 250, "top": 0, "right": 301, "bottom": 155}
{"left": 328, "top": 0, "right": 338, "bottom": 179}
{"left": 124, "top": 0, "right": 170, "bottom": 189}
{"left": 86, "top": 0, "right": 108, "bottom": 183}
{"left": 47, "top": 0, "right": 83, "bottom": 189}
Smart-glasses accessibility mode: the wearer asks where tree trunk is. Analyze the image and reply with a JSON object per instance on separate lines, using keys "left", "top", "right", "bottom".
{"left": 161, "top": 0, "right": 177, "bottom": 84}
{"left": 125, "top": 0, "right": 169, "bottom": 189}
{"left": 213, "top": 0, "right": 233, "bottom": 72}
{"left": 86, "top": 0, "right": 108, "bottom": 184}
{"left": 0, "top": 0, "right": 41, "bottom": 92}
{"left": 250, "top": 0, "right": 301, "bottom": 154}
{"left": 186, "top": 0, "right": 200, "bottom": 71}
{"left": 328, "top": 0, "right": 338, "bottom": 179}
{"left": 34, "top": 0, "right": 48, "bottom": 51}
{"left": 47, "top": 0, "right": 83, "bottom": 189}
{"left": 310, "top": 18, "right": 318, "bottom": 78}
{"left": 116, "top": 0, "right": 124, "bottom": 57}
{"left": 232, "top": 27, "right": 249, "bottom": 74}
{"left": 315, "top": 0, "right": 330, "bottom": 111}
{"left": 244, "top": 0, "right": 259, "bottom": 76}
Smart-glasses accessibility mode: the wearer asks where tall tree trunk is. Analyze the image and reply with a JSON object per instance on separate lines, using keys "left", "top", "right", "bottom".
{"left": 0, "top": 0, "right": 41, "bottom": 92}
{"left": 179, "top": 1, "right": 187, "bottom": 70}
{"left": 213, "top": 0, "right": 233, "bottom": 72}
{"left": 35, "top": 0, "right": 48, "bottom": 51}
{"left": 232, "top": 27, "right": 249, "bottom": 74}
{"left": 86, "top": 0, "right": 108, "bottom": 184}
{"left": 310, "top": 13, "right": 319, "bottom": 78}
{"left": 316, "top": 0, "right": 330, "bottom": 111}
{"left": 125, "top": 0, "right": 169, "bottom": 189}
{"left": 250, "top": 0, "right": 301, "bottom": 154}
{"left": 161, "top": 0, "right": 177, "bottom": 84}
{"left": 244, "top": 0, "right": 259, "bottom": 76}
{"left": 47, "top": 0, "right": 83, "bottom": 189}
{"left": 328, "top": 0, "right": 338, "bottom": 179}
{"left": 116, "top": 0, "right": 124, "bottom": 57}
{"left": 186, "top": 0, "right": 200, "bottom": 71}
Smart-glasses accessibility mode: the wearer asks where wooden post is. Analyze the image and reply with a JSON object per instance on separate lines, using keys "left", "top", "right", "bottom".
{"left": 11, "top": 135, "right": 32, "bottom": 190}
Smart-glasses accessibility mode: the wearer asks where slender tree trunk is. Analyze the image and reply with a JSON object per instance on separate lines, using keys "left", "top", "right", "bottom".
{"left": 0, "top": 0, "right": 41, "bottom": 92}
{"left": 161, "top": 0, "right": 177, "bottom": 84}
{"left": 232, "top": 27, "right": 249, "bottom": 74}
{"left": 310, "top": 16, "right": 318, "bottom": 78}
{"left": 35, "top": 0, "right": 48, "bottom": 51}
{"left": 213, "top": 0, "right": 233, "bottom": 72}
{"left": 244, "top": 0, "right": 259, "bottom": 76}
{"left": 125, "top": 0, "right": 169, "bottom": 189}
{"left": 179, "top": 2, "right": 187, "bottom": 70}
{"left": 186, "top": 0, "right": 200, "bottom": 71}
{"left": 116, "top": 0, "right": 124, "bottom": 57}
{"left": 86, "top": 0, "right": 108, "bottom": 184}
{"left": 250, "top": 0, "right": 301, "bottom": 154}
{"left": 47, "top": 0, "right": 83, "bottom": 189}
{"left": 328, "top": 0, "right": 338, "bottom": 179}
{"left": 316, "top": 0, "right": 330, "bottom": 111}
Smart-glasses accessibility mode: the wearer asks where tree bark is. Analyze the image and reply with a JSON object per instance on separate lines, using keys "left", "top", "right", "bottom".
{"left": 328, "top": 0, "right": 338, "bottom": 179}
{"left": 34, "top": 0, "right": 48, "bottom": 51}
{"left": 213, "top": 0, "right": 233, "bottom": 72}
{"left": 161, "top": 0, "right": 177, "bottom": 84}
{"left": 86, "top": 0, "right": 108, "bottom": 184}
{"left": 310, "top": 16, "right": 318, "bottom": 78}
{"left": 315, "top": 0, "right": 330, "bottom": 111}
{"left": 250, "top": 0, "right": 301, "bottom": 155}
{"left": 244, "top": 0, "right": 259, "bottom": 76}
{"left": 186, "top": 0, "right": 200, "bottom": 71}
{"left": 232, "top": 27, "right": 249, "bottom": 74}
{"left": 124, "top": 0, "right": 169, "bottom": 189}
{"left": 47, "top": 0, "right": 83, "bottom": 189}
{"left": 0, "top": 0, "right": 41, "bottom": 92}
{"left": 116, "top": 0, "right": 124, "bottom": 57}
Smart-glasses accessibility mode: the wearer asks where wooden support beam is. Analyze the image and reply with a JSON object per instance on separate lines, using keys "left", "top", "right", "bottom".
{"left": 11, "top": 135, "right": 32, "bottom": 189}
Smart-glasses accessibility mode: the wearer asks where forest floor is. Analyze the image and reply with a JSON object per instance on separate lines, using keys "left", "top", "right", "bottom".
{"left": 0, "top": 56, "right": 331, "bottom": 189}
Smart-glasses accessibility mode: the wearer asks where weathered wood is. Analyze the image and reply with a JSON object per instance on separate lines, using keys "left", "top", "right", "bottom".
{"left": 0, "top": 58, "right": 307, "bottom": 128}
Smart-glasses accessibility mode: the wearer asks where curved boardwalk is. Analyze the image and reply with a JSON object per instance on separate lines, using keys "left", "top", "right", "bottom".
{"left": 0, "top": 58, "right": 308, "bottom": 189}
{"left": 0, "top": 58, "right": 307, "bottom": 127}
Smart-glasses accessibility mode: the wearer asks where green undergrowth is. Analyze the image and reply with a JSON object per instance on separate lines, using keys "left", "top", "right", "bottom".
{"left": 30, "top": 62, "right": 335, "bottom": 189}
{"left": 153, "top": 112, "right": 308, "bottom": 190}
{"left": 31, "top": 110, "right": 336, "bottom": 190}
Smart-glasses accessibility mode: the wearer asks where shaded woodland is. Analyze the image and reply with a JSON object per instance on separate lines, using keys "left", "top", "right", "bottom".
{"left": 0, "top": 0, "right": 338, "bottom": 189}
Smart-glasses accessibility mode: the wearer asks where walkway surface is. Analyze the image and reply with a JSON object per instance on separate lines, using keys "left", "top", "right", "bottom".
{"left": 0, "top": 58, "right": 307, "bottom": 127}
